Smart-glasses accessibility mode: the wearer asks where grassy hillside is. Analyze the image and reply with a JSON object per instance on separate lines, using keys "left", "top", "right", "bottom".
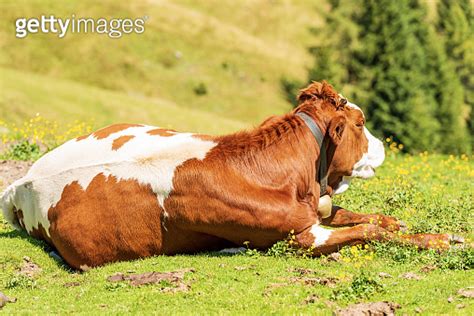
{"left": 0, "top": 67, "right": 246, "bottom": 134}
{"left": 0, "top": 0, "right": 321, "bottom": 132}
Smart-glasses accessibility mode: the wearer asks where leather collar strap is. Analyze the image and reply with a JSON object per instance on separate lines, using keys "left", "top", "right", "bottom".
{"left": 296, "top": 112, "right": 328, "bottom": 196}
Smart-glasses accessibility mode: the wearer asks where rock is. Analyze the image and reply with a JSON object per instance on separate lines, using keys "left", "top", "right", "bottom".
{"left": 218, "top": 247, "right": 246, "bottom": 254}
{"left": 447, "top": 296, "right": 454, "bottom": 303}
{"left": 378, "top": 272, "right": 393, "bottom": 278}
{"left": 457, "top": 287, "right": 474, "bottom": 298}
{"left": 335, "top": 301, "right": 401, "bottom": 316}
{"left": 107, "top": 273, "right": 126, "bottom": 282}
{"left": 0, "top": 292, "right": 16, "bottom": 309}
{"left": 327, "top": 252, "right": 342, "bottom": 262}
{"left": 79, "top": 265, "right": 91, "bottom": 272}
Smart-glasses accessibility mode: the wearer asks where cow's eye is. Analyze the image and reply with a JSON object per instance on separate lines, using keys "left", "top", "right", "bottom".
{"left": 356, "top": 121, "right": 364, "bottom": 128}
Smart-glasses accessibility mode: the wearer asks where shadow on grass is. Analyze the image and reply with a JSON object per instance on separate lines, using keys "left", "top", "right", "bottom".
{"left": 0, "top": 228, "right": 248, "bottom": 273}
{"left": 0, "top": 229, "right": 75, "bottom": 272}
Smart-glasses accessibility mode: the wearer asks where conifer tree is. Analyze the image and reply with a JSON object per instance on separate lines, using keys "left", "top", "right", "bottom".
{"left": 437, "top": 0, "right": 473, "bottom": 150}
{"left": 352, "top": 0, "right": 440, "bottom": 151}
{"left": 303, "top": 0, "right": 472, "bottom": 153}
{"left": 425, "top": 27, "right": 471, "bottom": 153}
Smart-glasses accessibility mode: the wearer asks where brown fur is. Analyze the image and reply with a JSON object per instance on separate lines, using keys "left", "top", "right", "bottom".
{"left": 327, "top": 106, "right": 368, "bottom": 190}
{"left": 76, "top": 123, "right": 143, "bottom": 142}
{"left": 92, "top": 123, "right": 143, "bottom": 140}
{"left": 15, "top": 209, "right": 25, "bottom": 229}
{"left": 111, "top": 135, "right": 135, "bottom": 151}
{"left": 147, "top": 128, "right": 176, "bottom": 137}
{"left": 47, "top": 174, "right": 165, "bottom": 268}
{"left": 30, "top": 223, "right": 53, "bottom": 244}
{"left": 76, "top": 134, "right": 90, "bottom": 141}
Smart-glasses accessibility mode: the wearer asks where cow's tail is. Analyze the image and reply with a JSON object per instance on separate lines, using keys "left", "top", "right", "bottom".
{"left": 0, "top": 184, "right": 22, "bottom": 230}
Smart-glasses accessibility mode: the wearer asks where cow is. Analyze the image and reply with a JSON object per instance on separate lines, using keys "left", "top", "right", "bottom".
{"left": 0, "top": 82, "right": 462, "bottom": 269}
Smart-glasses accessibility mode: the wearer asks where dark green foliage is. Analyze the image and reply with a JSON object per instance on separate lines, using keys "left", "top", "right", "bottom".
{"left": 332, "top": 272, "right": 384, "bottom": 301}
{"left": 280, "top": 77, "right": 301, "bottom": 106}
{"left": 425, "top": 28, "right": 470, "bottom": 154}
{"left": 193, "top": 82, "right": 208, "bottom": 96}
{"left": 371, "top": 241, "right": 474, "bottom": 270}
{"left": 437, "top": 0, "right": 474, "bottom": 150}
{"left": 1, "top": 140, "right": 42, "bottom": 161}
{"left": 301, "top": 0, "right": 472, "bottom": 153}
{"left": 355, "top": 0, "right": 441, "bottom": 151}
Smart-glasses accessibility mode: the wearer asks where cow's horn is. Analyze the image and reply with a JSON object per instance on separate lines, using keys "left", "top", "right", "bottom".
{"left": 318, "top": 195, "right": 332, "bottom": 218}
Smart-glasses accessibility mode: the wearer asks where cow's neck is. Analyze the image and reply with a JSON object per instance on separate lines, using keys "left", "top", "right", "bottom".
{"left": 215, "top": 112, "right": 329, "bottom": 188}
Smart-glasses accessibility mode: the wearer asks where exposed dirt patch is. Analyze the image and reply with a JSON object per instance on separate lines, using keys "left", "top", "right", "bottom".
{"left": 64, "top": 282, "right": 81, "bottom": 288}
{"left": 0, "top": 160, "right": 32, "bottom": 189}
{"left": 288, "top": 267, "right": 318, "bottom": 275}
{"left": 287, "top": 268, "right": 339, "bottom": 287}
{"left": 18, "top": 256, "right": 41, "bottom": 278}
{"left": 335, "top": 301, "right": 401, "bottom": 316}
{"left": 303, "top": 293, "right": 319, "bottom": 304}
{"left": 262, "top": 282, "right": 287, "bottom": 297}
{"left": 107, "top": 268, "right": 195, "bottom": 292}
{"left": 420, "top": 265, "right": 437, "bottom": 273}
{"left": 289, "top": 276, "right": 339, "bottom": 288}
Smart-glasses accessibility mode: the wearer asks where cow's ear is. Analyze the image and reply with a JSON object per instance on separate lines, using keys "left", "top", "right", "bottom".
{"left": 297, "top": 81, "right": 323, "bottom": 103}
{"left": 328, "top": 116, "right": 346, "bottom": 145}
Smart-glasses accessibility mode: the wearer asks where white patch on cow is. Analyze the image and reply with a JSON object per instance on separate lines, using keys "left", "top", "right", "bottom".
{"left": 345, "top": 100, "right": 385, "bottom": 180}
{"left": 333, "top": 176, "right": 352, "bottom": 195}
{"left": 0, "top": 125, "right": 216, "bottom": 237}
{"left": 310, "top": 225, "right": 333, "bottom": 247}
{"left": 363, "top": 127, "right": 385, "bottom": 168}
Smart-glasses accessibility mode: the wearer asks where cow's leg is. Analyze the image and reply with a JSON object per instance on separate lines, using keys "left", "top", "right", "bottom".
{"left": 320, "top": 205, "right": 405, "bottom": 232}
{"left": 295, "top": 224, "right": 461, "bottom": 255}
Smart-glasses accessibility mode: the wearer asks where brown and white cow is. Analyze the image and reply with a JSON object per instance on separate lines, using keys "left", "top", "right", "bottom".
{"left": 1, "top": 82, "right": 460, "bottom": 269}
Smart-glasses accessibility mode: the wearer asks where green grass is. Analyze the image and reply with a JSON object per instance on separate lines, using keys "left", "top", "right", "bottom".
{"left": 0, "top": 153, "right": 472, "bottom": 314}
{"left": 0, "top": 67, "right": 246, "bottom": 134}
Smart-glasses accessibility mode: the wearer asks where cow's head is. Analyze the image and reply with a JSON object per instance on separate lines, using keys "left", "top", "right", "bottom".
{"left": 294, "top": 82, "right": 385, "bottom": 195}
{"left": 327, "top": 99, "right": 385, "bottom": 195}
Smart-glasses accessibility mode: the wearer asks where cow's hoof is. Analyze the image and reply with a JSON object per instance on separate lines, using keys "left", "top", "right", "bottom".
{"left": 448, "top": 235, "right": 465, "bottom": 244}
{"left": 398, "top": 220, "right": 408, "bottom": 232}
